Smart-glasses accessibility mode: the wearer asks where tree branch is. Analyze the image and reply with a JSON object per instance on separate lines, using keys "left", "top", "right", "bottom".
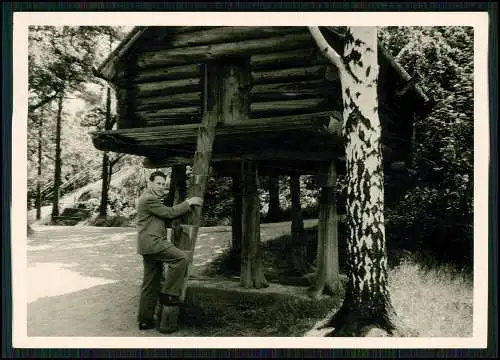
{"left": 308, "top": 27, "right": 348, "bottom": 78}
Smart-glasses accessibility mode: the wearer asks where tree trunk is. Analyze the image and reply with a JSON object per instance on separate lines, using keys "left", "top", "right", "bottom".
{"left": 36, "top": 112, "right": 43, "bottom": 220}
{"left": 98, "top": 87, "right": 113, "bottom": 218}
{"left": 310, "top": 26, "right": 395, "bottom": 336}
{"left": 266, "top": 175, "right": 281, "bottom": 222}
{"left": 240, "top": 160, "right": 268, "bottom": 289}
{"left": 51, "top": 92, "right": 64, "bottom": 219}
{"left": 308, "top": 161, "right": 343, "bottom": 298}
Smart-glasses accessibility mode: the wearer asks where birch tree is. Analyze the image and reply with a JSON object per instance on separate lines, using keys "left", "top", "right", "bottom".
{"left": 308, "top": 26, "right": 395, "bottom": 336}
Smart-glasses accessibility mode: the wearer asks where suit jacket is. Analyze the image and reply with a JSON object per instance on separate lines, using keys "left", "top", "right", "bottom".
{"left": 136, "top": 188, "right": 191, "bottom": 255}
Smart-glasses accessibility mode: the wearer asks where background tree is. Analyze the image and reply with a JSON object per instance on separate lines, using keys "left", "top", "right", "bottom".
{"left": 28, "top": 26, "right": 127, "bottom": 220}
{"left": 379, "top": 26, "right": 474, "bottom": 268}
{"left": 309, "top": 26, "right": 394, "bottom": 336}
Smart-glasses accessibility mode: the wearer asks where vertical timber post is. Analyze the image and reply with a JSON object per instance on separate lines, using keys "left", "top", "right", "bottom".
{"left": 231, "top": 171, "right": 243, "bottom": 259}
{"left": 240, "top": 160, "right": 269, "bottom": 288}
{"left": 308, "top": 160, "right": 343, "bottom": 298}
{"left": 158, "top": 62, "right": 220, "bottom": 334}
{"left": 169, "top": 165, "right": 188, "bottom": 248}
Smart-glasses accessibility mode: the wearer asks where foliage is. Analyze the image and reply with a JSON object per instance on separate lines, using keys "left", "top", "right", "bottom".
{"left": 379, "top": 26, "right": 474, "bottom": 268}
{"left": 27, "top": 26, "right": 128, "bottom": 210}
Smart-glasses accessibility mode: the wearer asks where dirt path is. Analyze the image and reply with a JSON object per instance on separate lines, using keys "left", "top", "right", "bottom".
{"left": 27, "top": 221, "right": 317, "bottom": 337}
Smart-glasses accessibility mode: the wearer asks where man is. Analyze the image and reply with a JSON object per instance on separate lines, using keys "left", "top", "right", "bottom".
{"left": 136, "top": 171, "right": 203, "bottom": 330}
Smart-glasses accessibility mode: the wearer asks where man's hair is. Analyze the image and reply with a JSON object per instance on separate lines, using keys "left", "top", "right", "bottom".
{"left": 149, "top": 171, "right": 167, "bottom": 182}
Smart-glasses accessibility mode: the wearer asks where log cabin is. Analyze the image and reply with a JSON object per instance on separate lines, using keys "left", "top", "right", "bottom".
{"left": 91, "top": 26, "right": 431, "bottom": 181}
{"left": 90, "top": 26, "right": 432, "bottom": 333}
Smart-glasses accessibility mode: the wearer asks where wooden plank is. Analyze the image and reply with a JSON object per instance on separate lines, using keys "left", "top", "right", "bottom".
{"left": 134, "top": 64, "right": 201, "bottom": 83}
{"left": 135, "top": 78, "right": 201, "bottom": 98}
{"left": 251, "top": 79, "right": 337, "bottom": 97}
{"left": 137, "top": 106, "right": 201, "bottom": 119}
{"left": 137, "top": 32, "right": 313, "bottom": 68}
{"left": 135, "top": 92, "right": 202, "bottom": 110}
{"left": 164, "top": 26, "right": 304, "bottom": 49}
{"left": 140, "top": 110, "right": 341, "bottom": 137}
{"left": 250, "top": 48, "right": 327, "bottom": 70}
{"left": 250, "top": 98, "right": 330, "bottom": 117}
{"left": 93, "top": 111, "right": 342, "bottom": 143}
{"left": 252, "top": 65, "right": 326, "bottom": 84}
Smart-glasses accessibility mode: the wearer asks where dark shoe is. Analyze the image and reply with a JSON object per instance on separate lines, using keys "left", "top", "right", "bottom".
{"left": 159, "top": 293, "right": 181, "bottom": 306}
{"left": 139, "top": 321, "right": 156, "bottom": 330}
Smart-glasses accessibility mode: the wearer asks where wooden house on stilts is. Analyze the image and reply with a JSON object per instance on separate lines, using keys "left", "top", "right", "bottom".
{"left": 91, "top": 26, "right": 431, "bottom": 332}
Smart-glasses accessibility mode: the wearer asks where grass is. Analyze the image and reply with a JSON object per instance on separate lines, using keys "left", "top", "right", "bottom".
{"left": 389, "top": 257, "right": 473, "bottom": 337}
{"left": 197, "top": 226, "right": 473, "bottom": 337}
{"left": 179, "top": 289, "right": 342, "bottom": 336}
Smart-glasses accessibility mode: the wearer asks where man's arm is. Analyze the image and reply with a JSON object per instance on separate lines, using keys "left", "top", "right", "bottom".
{"left": 144, "top": 196, "right": 191, "bottom": 219}
{"left": 144, "top": 196, "right": 204, "bottom": 219}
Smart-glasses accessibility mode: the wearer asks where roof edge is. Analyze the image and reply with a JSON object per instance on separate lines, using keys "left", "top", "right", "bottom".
{"left": 96, "top": 26, "right": 150, "bottom": 81}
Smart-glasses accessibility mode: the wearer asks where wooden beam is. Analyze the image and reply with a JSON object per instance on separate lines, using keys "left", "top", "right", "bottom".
{"left": 136, "top": 106, "right": 201, "bottom": 125}
{"left": 250, "top": 98, "right": 330, "bottom": 117}
{"left": 135, "top": 92, "right": 202, "bottom": 110}
{"left": 240, "top": 160, "right": 268, "bottom": 288}
{"left": 134, "top": 64, "right": 201, "bottom": 83}
{"left": 135, "top": 78, "right": 201, "bottom": 98}
{"left": 231, "top": 171, "right": 243, "bottom": 254}
{"left": 251, "top": 79, "right": 338, "bottom": 101}
{"left": 137, "top": 32, "right": 313, "bottom": 68}
{"left": 252, "top": 65, "right": 327, "bottom": 84}
{"left": 164, "top": 26, "right": 304, "bottom": 49}
{"left": 92, "top": 111, "right": 343, "bottom": 148}
{"left": 170, "top": 165, "right": 188, "bottom": 248}
{"left": 136, "top": 111, "right": 342, "bottom": 139}
{"left": 144, "top": 150, "right": 342, "bottom": 168}
{"left": 250, "top": 48, "right": 328, "bottom": 70}
{"left": 308, "top": 161, "right": 343, "bottom": 298}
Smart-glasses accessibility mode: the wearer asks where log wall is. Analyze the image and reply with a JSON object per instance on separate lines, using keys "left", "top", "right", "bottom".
{"left": 105, "top": 26, "right": 413, "bottom": 169}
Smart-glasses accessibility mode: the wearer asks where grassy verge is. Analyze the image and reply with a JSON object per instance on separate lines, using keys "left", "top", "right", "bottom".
{"left": 389, "top": 257, "right": 473, "bottom": 337}
{"left": 197, "top": 226, "right": 473, "bottom": 337}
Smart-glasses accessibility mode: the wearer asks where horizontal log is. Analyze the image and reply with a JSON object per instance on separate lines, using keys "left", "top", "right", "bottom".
{"left": 250, "top": 48, "right": 327, "bottom": 70}
{"left": 94, "top": 111, "right": 342, "bottom": 145}
{"left": 163, "top": 26, "right": 304, "bottom": 49}
{"left": 132, "top": 48, "right": 328, "bottom": 84}
{"left": 251, "top": 65, "right": 327, "bottom": 84}
{"left": 135, "top": 92, "right": 202, "bottom": 110}
{"left": 136, "top": 32, "right": 313, "bottom": 68}
{"left": 135, "top": 78, "right": 201, "bottom": 97}
{"left": 136, "top": 107, "right": 201, "bottom": 125}
{"left": 250, "top": 98, "right": 330, "bottom": 117}
{"left": 144, "top": 150, "right": 342, "bottom": 168}
{"left": 134, "top": 64, "right": 201, "bottom": 83}
{"left": 251, "top": 80, "right": 338, "bottom": 101}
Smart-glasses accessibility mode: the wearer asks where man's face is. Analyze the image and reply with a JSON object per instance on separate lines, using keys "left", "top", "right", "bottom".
{"left": 150, "top": 175, "right": 166, "bottom": 195}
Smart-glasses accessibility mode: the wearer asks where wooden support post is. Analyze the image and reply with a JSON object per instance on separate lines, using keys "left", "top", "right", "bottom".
{"left": 169, "top": 165, "right": 187, "bottom": 248}
{"left": 158, "top": 63, "right": 220, "bottom": 334}
{"left": 240, "top": 160, "right": 269, "bottom": 289}
{"left": 231, "top": 171, "right": 243, "bottom": 254}
{"left": 307, "top": 161, "right": 343, "bottom": 298}
{"left": 289, "top": 174, "right": 310, "bottom": 274}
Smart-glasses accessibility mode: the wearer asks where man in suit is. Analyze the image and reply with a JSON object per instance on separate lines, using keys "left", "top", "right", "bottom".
{"left": 136, "top": 170, "right": 203, "bottom": 330}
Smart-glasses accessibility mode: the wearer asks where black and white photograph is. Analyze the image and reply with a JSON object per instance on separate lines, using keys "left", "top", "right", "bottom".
{"left": 8, "top": 9, "right": 492, "bottom": 352}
